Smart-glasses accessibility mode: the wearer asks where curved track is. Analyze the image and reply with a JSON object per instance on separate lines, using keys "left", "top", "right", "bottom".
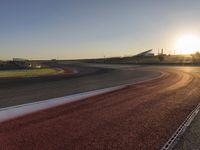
{"left": 0, "top": 66, "right": 200, "bottom": 150}
{"left": 0, "top": 63, "right": 158, "bottom": 108}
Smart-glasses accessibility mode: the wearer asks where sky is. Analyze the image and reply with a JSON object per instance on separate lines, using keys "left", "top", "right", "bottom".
{"left": 1, "top": 0, "right": 200, "bottom": 60}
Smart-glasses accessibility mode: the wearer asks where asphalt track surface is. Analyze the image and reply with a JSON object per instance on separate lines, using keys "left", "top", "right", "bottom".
{"left": 0, "top": 62, "right": 159, "bottom": 108}
{"left": 0, "top": 66, "right": 200, "bottom": 150}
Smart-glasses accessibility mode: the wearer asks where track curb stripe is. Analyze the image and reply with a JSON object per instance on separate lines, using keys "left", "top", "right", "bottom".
{"left": 0, "top": 71, "right": 164, "bottom": 123}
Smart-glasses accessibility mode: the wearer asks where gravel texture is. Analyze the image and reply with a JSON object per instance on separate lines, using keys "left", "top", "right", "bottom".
{"left": 0, "top": 68, "right": 200, "bottom": 150}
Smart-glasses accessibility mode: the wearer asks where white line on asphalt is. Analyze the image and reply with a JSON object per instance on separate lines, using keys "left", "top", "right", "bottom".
{"left": 0, "top": 71, "right": 164, "bottom": 123}
{"left": 0, "top": 85, "right": 126, "bottom": 123}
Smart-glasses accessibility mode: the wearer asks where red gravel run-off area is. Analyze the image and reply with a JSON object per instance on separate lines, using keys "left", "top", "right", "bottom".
{"left": 0, "top": 69, "right": 200, "bottom": 150}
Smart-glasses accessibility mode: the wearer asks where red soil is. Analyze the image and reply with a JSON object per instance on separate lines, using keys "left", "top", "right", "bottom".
{"left": 0, "top": 69, "right": 200, "bottom": 150}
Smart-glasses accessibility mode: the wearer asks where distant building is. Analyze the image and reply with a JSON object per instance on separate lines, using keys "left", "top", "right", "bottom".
{"left": 136, "top": 49, "right": 154, "bottom": 57}
{"left": 12, "top": 58, "right": 42, "bottom": 69}
{"left": 13, "top": 58, "right": 31, "bottom": 68}
{"left": 13, "top": 58, "right": 28, "bottom": 62}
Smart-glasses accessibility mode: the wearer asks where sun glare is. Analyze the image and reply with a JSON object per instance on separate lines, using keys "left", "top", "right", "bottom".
{"left": 175, "top": 34, "right": 200, "bottom": 54}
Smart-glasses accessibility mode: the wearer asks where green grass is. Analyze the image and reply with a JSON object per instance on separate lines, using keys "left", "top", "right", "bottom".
{"left": 0, "top": 68, "right": 64, "bottom": 78}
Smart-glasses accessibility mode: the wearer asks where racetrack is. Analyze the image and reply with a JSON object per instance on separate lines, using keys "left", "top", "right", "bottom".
{"left": 0, "top": 66, "right": 200, "bottom": 150}
{"left": 0, "top": 62, "right": 159, "bottom": 108}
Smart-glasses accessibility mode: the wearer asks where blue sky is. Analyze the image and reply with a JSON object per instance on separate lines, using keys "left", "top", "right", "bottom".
{"left": 1, "top": 0, "right": 200, "bottom": 59}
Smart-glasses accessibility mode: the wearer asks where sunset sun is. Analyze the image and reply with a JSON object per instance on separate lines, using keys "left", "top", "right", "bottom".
{"left": 175, "top": 34, "right": 200, "bottom": 54}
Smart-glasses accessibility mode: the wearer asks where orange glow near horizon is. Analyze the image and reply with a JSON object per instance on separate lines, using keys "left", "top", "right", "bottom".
{"left": 175, "top": 34, "right": 200, "bottom": 54}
